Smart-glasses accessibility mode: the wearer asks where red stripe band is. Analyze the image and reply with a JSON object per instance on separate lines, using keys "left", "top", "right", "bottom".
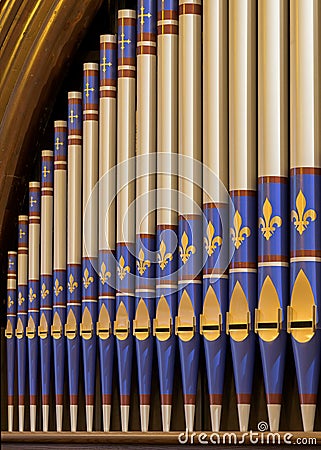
{"left": 118, "top": 57, "right": 136, "bottom": 66}
{"left": 290, "top": 250, "right": 321, "bottom": 258}
{"left": 117, "top": 18, "right": 135, "bottom": 26}
{"left": 54, "top": 164, "right": 67, "bottom": 170}
{"left": 237, "top": 394, "right": 251, "bottom": 404}
{"left": 203, "top": 268, "right": 228, "bottom": 276}
{"left": 100, "top": 79, "right": 117, "bottom": 87}
{"left": 258, "top": 176, "right": 288, "bottom": 184}
{"left": 83, "top": 103, "right": 98, "bottom": 110}
{"left": 230, "top": 189, "right": 256, "bottom": 197}
{"left": 137, "top": 32, "right": 156, "bottom": 42}
{"left": 118, "top": 69, "right": 136, "bottom": 78}
{"left": 100, "top": 42, "right": 117, "bottom": 50}
{"left": 84, "top": 70, "right": 98, "bottom": 76}
{"left": 68, "top": 129, "right": 82, "bottom": 135}
{"left": 203, "top": 202, "right": 228, "bottom": 209}
{"left": 179, "top": 4, "right": 202, "bottom": 15}
{"left": 100, "top": 91, "right": 117, "bottom": 98}
{"left": 157, "top": 24, "right": 178, "bottom": 35}
{"left": 258, "top": 255, "right": 288, "bottom": 263}
{"left": 290, "top": 167, "right": 321, "bottom": 176}
{"left": 68, "top": 139, "right": 82, "bottom": 145}
{"left": 69, "top": 99, "right": 82, "bottom": 105}
{"left": 137, "top": 46, "right": 156, "bottom": 56}
{"left": 157, "top": 10, "right": 178, "bottom": 20}
{"left": 84, "top": 114, "right": 99, "bottom": 121}
{"left": 229, "top": 262, "right": 256, "bottom": 269}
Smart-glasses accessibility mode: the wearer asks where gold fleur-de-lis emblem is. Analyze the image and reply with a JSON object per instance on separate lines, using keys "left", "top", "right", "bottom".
{"left": 204, "top": 221, "right": 222, "bottom": 256}
{"left": 258, "top": 198, "right": 282, "bottom": 241}
{"left": 291, "top": 190, "right": 316, "bottom": 235}
{"left": 41, "top": 283, "right": 49, "bottom": 299}
{"left": 7, "top": 295, "right": 14, "bottom": 309}
{"left": 28, "top": 288, "right": 36, "bottom": 303}
{"left": 230, "top": 210, "right": 251, "bottom": 249}
{"left": 179, "top": 231, "right": 196, "bottom": 264}
{"left": 83, "top": 268, "right": 94, "bottom": 289}
{"left": 99, "top": 261, "right": 111, "bottom": 285}
{"left": 18, "top": 291, "right": 25, "bottom": 306}
{"left": 117, "top": 255, "right": 130, "bottom": 280}
{"left": 157, "top": 240, "right": 173, "bottom": 270}
{"left": 68, "top": 273, "right": 78, "bottom": 294}
{"left": 136, "top": 248, "right": 151, "bottom": 276}
{"left": 54, "top": 278, "right": 63, "bottom": 297}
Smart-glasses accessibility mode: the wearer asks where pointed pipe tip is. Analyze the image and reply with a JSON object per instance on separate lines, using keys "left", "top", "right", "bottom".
{"left": 70, "top": 405, "right": 78, "bottom": 432}
{"left": 121, "top": 405, "right": 130, "bottom": 432}
{"left": 19, "top": 405, "right": 25, "bottom": 432}
{"left": 42, "top": 404, "right": 49, "bottom": 432}
{"left": 102, "top": 404, "right": 111, "bottom": 432}
{"left": 267, "top": 404, "right": 281, "bottom": 432}
{"left": 30, "top": 405, "right": 37, "bottom": 432}
{"left": 56, "top": 404, "right": 63, "bottom": 432}
{"left": 140, "top": 404, "right": 150, "bottom": 432}
{"left": 8, "top": 405, "right": 14, "bottom": 432}
{"left": 210, "top": 404, "right": 222, "bottom": 432}
{"left": 161, "top": 404, "right": 172, "bottom": 432}
{"left": 184, "top": 404, "right": 195, "bottom": 433}
{"left": 301, "top": 404, "right": 316, "bottom": 432}
{"left": 237, "top": 404, "right": 250, "bottom": 432}
{"left": 86, "top": 405, "right": 94, "bottom": 432}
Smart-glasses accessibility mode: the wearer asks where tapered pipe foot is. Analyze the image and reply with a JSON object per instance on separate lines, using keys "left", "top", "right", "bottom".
{"left": 161, "top": 404, "right": 172, "bottom": 432}
{"left": 8, "top": 405, "right": 13, "bottom": 432}
{"left": 140, "top": 404, "right": 150, "bottom": 432}
{"left": 56, "top": 405, "right": 63, "bottom": 432}
{"left": 18, "top": 405, "right": 25, "bottom": 432}
{"left": 210, "top": 404, "right": 222, "bottom": 432}
{"left": 237, "top": 404, "right": 250, "bottom": 432}
{"left": 267, "top": 404, "right": 281, "bottom": 432}
{"left": 102, "top": 404, "right": 111, "bottom": 432}
{"left": 42, "top": 404, "right": 49, "bottom": 432}
{"left": 184, "top": 404, "right": 195, "bottom": 432}
{"left": 30, "top": 405, "right": 37, "bottom": 432}
{"left": 120, "top": 405, "right": 130, "bottom": 432}
{"left": 301, "top": 404, "right": 316, "bottom": 432}
{"left": 85, "top": 405, "right": 93, "bottom": 432}
{"left": 70, "top": 405, "right": 78, "bottom": 432}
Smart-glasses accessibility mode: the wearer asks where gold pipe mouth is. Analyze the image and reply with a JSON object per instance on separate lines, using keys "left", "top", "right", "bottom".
{"left": 200, "top": 317, "right": 222, "bottom": 342}
{"left": 15, "top": 330, "right": 24, "bottom": 339}
{"left": 38, "top": 330, "right": 48, "bottom": 339}
{"left": 26, "top": 327, "right": 36, "bottom": 339}
{"left": 51, "top": 327, "right": 63, "bottom": 340}
{"left": 79, "top": 325, "right": 93, "bottom": 340}
{"left": 175, "top": 317, "right": 196, "bottom": 342}
{"left": 153, "top": 318, "right": 172, "bottom": 342}
{"left": 133, "top": 321, "right": 150, "bottom": 341}
{"left": 65, "top": 324, "right": 78, "bottom": 340}
{"left": 255, "top": 308, "right": 282, "bottom": 342}
{"left": 96, "top": 323, "right": 112, "bottom": 340}
{"left": 114, "top": 325, "right": 130, "bottom": 341}
{"left": 287, "top": 305, "right": 316, "bottom": 343}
